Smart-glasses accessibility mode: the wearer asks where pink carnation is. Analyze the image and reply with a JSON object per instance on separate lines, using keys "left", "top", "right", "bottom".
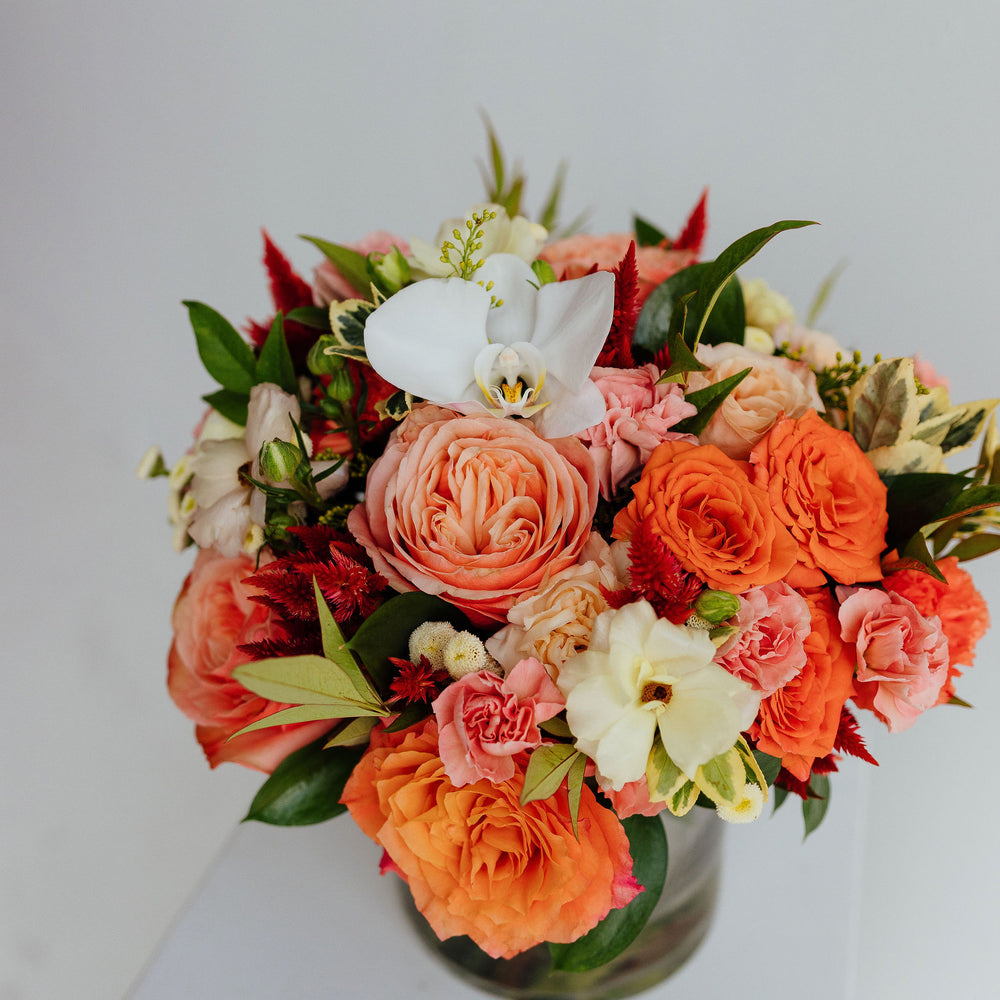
{"left": 312, "top": 231, "right": 410, "bottom": 305}
{"left": 715, "top": 582, "right": 811, "bottom": 695}
{"left": 432, "top": 658, "right": 565, "bottom": 786}
{"left": 576, "top": 364, "right": 697, "bottom": 498}
{"left": 838, "top": 586, "right": 949, "bottom": 733}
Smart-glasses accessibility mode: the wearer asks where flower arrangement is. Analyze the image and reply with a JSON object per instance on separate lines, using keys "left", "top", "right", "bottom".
{"left": 144, "top": 136, "right": 999, "bottom": 972}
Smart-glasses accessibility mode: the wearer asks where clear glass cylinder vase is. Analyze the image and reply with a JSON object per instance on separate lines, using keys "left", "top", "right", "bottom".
{"left": 401, "top": 807, "right": 723, "bottom": 1000}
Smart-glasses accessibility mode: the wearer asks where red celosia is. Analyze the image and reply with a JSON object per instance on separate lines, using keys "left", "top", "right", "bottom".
{"left": 388, "top": 656, "right": 449, "bottom": 705}
{"left": 595, "top": 241, "right": 639, "bottom": 369}
{"left": 833, "top": 706, "right": 878, "bottom": 766}
{"left": 672, "top": 188, "right": 709, "bottom": 255}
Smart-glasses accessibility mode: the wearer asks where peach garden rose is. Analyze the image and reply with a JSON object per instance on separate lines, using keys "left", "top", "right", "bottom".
{"left": 348, "top": 404, "right": 598, "bottom": 624}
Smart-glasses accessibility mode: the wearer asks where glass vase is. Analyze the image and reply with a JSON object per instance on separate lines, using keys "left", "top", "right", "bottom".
{"left": 401, "top": 807, "right": 723, "bottom": 1000}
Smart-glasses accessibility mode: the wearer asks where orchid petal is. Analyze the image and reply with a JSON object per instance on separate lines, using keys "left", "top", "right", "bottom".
{"left": 479, "top": 254, "right": 539, "bottom": 344}
{"left": 532, "top": 270, "right": 615, "bottom": 389}
{"left": 364, "top": 277, "right": 490, "bottom": 402}
{"left": 531, "top": 375, "right": 606, "bottom": 438}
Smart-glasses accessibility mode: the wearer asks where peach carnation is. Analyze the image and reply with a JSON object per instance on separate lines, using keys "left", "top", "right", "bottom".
{"left": 577, "top": 364, "right": 697, "bottom": 499}
{"left": 347, "top": 405, "right": 598, "bottom": 624}
{"left": 167, "top": 547, "right": 331, "bottom": 771}
{"left": 750, "top": 410, "right": 888, "bottom": 588}
{"left": 341, "top": 718, "right": 640, "bottom": 959}
{"left": 613, "top": 439, "right": 798, "bottom": 594}
{"left": 838, "top": 585, "right": 949, "bottom": 733}
{"left": 538, "top": 233, "right": 697, "bottom": 307}
{"left": 749, "top": 587, "right": 856, "bottom": 781}
{"left": 884, "top": 557, "right": 989, "bottom": 702}
{"left": 686, "top": 342, "right": 822, "bottom": 460}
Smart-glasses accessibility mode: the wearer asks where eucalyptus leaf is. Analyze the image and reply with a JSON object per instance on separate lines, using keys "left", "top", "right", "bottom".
{"left": 244, "top": 738, "right": 364, "bottom": 826}
{"left": 300, "top": 236, "right": 372, "bottom": 300}
{"left": 802, "top": 773, "right": 830, "bottom": 839}
{"left": 255, "top": 315, "right": 298, "bottom": 394}
{"left": 184, "top": 300, "right": 256, "bottom": 393}
{"left": 347, "top": 592, "right": 469, "bottom": 694}
{"left": 201, "top": 388, "right": 249, "bottom": 426}
{"left": 548, "top": 815, "right": 668, "bottom": 972}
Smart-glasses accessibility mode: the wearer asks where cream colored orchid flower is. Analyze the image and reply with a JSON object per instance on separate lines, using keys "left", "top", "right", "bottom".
{"left": 363, "top": 253, "right": 615, "bottom": 438}
{"left": 557, "top": 600, "right": 760, "bottom": 789}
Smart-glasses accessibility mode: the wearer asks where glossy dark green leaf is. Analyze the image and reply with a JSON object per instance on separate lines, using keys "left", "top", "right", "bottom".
{"left": 347, "top": 592, "right": 469, "bottom": 693}
{"left": 285, "top": 305, "right": 331, "bottom": 330}
{"left": 184, "top": 300, "right": 256, "bottom": 392}
{"left": 255, "top": 315, "right": 298, "bottom": 393}
{"left": 772, "top": 785, "right": 789, "bottom": 813}
{"left": 751, "top": 749, "right": 782, "bottom": 786}
{"left": 802, "top": 773, "right": 830, "bottom": 839}
{"left": 672, "top": 366, "right": 752, "bottom": 437}
{"left": 633, "top": 215, "right": 667, "bottom": 247}
{"left": 945, "top": 533, "right": 1000, "bottom": 561}
{"left": 882, "top": 472, "right": 971, "bottom": 551}
{"left": 655, "top": 329, "right": 708, "bottom": 384}
{"left": 201, "top": 388, "right": 248, "bottom": 426}
{"left": 243, "top": 738, "right": 364, "bottom": 826}
{"left": 938, "top": 483, "right": 1000, "bottom": 522}
{"left": 548, "top": 814, "right": 668, "bottom": 972}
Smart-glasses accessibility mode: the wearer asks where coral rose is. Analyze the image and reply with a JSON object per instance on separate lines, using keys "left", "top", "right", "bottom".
{"left": 613, "top": 439, "right": 797, "bottom": 594}
{"left": 749, "top": 410, "right": 888, "bottom": 588}
{"left": 749, "top": 587, "right": 856, "bottom": 781}
{"left": 884, "top": 556, "right": 990, "bottom": 702}
{"left": 838, "top": 585, "right": 949, "bottom": 733}
{"left": 167, "top": 547, "right": 332, "bottom": 771}
{"left": 685, "top": 342, "right": 823, "bottom": 460}
{"left": 577, "top": 364, "right": 697, "bottom": 499}
{"left": 432, "top": 658, "right": 564, "bottom": 786}
{"left": 539, "top": 233, "right": 697, "bottom": 307}
{"left": 347, "top": 405, "right": 598, "bottom": 624}
{"left": 341, "top": 718, "right": 640, "bottom": 959}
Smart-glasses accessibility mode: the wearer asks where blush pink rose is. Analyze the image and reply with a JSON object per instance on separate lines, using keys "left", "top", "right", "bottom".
{"left": 686, "top": 342, "right": 822, "bottom": 460}
{"left": 837, "top": 585, "right": 949, "bottom": 733}
{"left": 577, "top": 364, "right": 697, "bottom": 498}
{"left": 348, "top": 404, "right": 599, "bottom": 624}
{"left": 715, "top": 582, "right": 811, "bottom": 695}
{"left": 167, "top": 547, "right": 332, "bottom": 771}
{"left": 312, "top": 231, "right": 411, "bottom": 305}
{"left": 432, "top": 658, "right": 564, "bottom": 786}
{"left": 599, "top": 777, "right": 669, "bottom": 819}
{"left": 539, "top": 233, "right": 697, "bottom": 307}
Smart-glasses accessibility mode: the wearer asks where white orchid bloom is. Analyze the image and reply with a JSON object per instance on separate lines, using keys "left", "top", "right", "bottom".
{"left": 557, "top": 600, "right": 761, "bottom": 788}
{"left": 364, "top": 254, "right": 615, "bottom": 438}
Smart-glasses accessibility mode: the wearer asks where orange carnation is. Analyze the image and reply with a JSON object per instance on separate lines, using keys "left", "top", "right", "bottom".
{"left": 341, "top": 718, "right": 640, "bottom": 959}
{"left": 749, "top": 410, "right": 887, "bottom": 588}
{"left": 750, "top": 587, "right": 856, "bottom": 780}
{"left": 884, "top": 556, "right": 990, "bottom": 703}
{"left": 613, "top": 439, "right": 797, "bottom": 593}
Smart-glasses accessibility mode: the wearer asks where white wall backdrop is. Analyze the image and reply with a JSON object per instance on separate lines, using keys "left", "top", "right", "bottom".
{"left": 3, "top": 2, "right": 999, "bottom": 998}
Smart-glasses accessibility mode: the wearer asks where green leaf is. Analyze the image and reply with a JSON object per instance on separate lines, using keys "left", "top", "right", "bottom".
{"left": 940, "top": 399, "right": 999, "bottom": 455}
{"left": 229, "top": 703, "right": 349, "bottom": 739}
{"left": 633, "top": 263, "right": 745, "bottom": 358}
{"left": 802, "top": 773, "right": 830, "bottom": 839}
{"left": 805, "top": 260, "right": 847, "bottom": 328}
{"left": 347, "top": 592, "right": 469, "bottom": 694}
{"left": 654, "top": 329, "right": 708, "bottom": 385}
{"left": 938, "top": 483, "right": 1000, "bottom": 522}
{"left": 538, "top": 161, "right": 567, "bottom": 233}
{"left": 531, "top": 258, "right": 557, "bottom": 286}
{"left": 848, "top": 358, "right": 921, "bottom": 452}
{"left": 539, "top": 716, "right": 573, "bottom": 739}
{"left": 184, "top": 300, "right": 256, "bottom": 393}
{"left": 633, "top": 215, "right": 667, "bottom": 247}
{"left": 383, "top": 702, "right": 431, "bottom": 733}
{"left": 696, "top": 748, "right": 743, "bottom": 805}
{"left": 244, "top": 738, "right": 364, "bottom": 826}
{"left": 945, "top": 532, "right": 1000, "bottom": 561}
{"left": 231, "top": 654, "right": 388, "bottom": 715}
{"left": 323, "top": 716, "right": 378, "bottom": 748}
{"left": 549, "top": 814, "right": 668, "bottom": 972}
{"left": 686, "top": 220, "right": 816, "bottom": 349}
{"left": 300, "top": 236, "right": 372, "bottom": 300}
{"left": 312, "top": 579, "right": 372, "bottom": 697}
{"left": 750, "top": 747, "right": 782, "bottom": 786}
{"left": 566, "top": 753, "right": 587, "bottom": 839}
{"left": 672, "top": 366, "right": 752, "bottom": 437}
{"left": 773, "top": 785, "right": 789, "bottom": 813}
{"left": 883, "top": 472, "right": 972, "bottom": 551}
{"left": 255, "top": 315, "right": 298, "bottom": 393}
{"left": 887, "top": 532, "right": 946, "bottom": 582}
{"left": 948, "top": 694, "right": 974, "bottom": 708}
{"left": 201, "top": 388, "right": 248, "bottom": 426}
{"left": 520, "top": 745, "right": 583, "bottom": 805}
{"left": 284, "top": 305, "right": 330, "bottom": 330}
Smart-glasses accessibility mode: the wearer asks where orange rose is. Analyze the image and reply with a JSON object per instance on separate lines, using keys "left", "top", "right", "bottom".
{"left": 347, "top": 405, "right": 598, "bottom": 624}
{"left": 750, "top": 587, "right": 856, "bottom": 780}
{"left": 167, "top": 547, "right": 331, "bottom": 771}
{"left": 341, "top": 718, "right": 640, "bottom": 959}
{"left": 749, "top": 410, "right": 887, "bottom": 588}
{"left": 538, "top": 233, "right": 697, "bottom": 307}
{"left": 884, "top": 556, "right": 990, "bottom": 703}
{"left": 613, "top": 439, "right": 797, "bottom": 593}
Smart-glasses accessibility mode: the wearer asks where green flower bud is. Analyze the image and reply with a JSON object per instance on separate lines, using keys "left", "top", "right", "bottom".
{"left": 258, "top": 439, "right": 303, "bottom": 483}
{"left": 327, "top": 364, "right": 355, "bottom": 402}
{"left": 368, "top": 246, "right": 411, "bottom": 296}
{"left": 307, "top": 335, "right": 346, "bottom": 377}
{"left": 694, "top": 589, "right": 741, "bottom": 624}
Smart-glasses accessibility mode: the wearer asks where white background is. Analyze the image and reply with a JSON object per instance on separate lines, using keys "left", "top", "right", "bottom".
{"left": 3, "top": 2, "right": 999, "bottom": 998}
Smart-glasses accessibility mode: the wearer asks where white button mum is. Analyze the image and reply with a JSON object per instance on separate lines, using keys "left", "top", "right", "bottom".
{"left": 557, "top": 600, "right": 760, "bottom": 789}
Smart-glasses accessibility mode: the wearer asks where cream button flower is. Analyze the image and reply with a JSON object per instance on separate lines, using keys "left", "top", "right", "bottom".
{"left": 557, "top": 600, "right": 760, "bottom": 788}
{"left": 363, "top": 253, "right": 615, "bottom": 438}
